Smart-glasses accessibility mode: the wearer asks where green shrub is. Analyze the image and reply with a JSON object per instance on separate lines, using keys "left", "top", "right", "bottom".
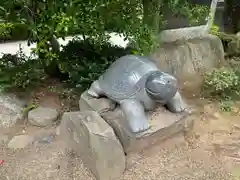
{"left": 202, "top": 67, "right": 240, "bottom": 100}
{"left": 0, "top": 38, "right": 135, "bottom": 92}
{"left": 0, "top": 23, "right": 30, "bottom": 42}
{"left": 58, "top": 38, "right": 135, "bottom": 90}
{"left": 10, "top": 24, "right": 30, "bottom": 41}
{"left": 220, "top": 100, "right": 234, "bottom": 112}
{"left": 211, "top": 28, "right": 240, "bottom": 57}
{"left": 227, "top": 35, "right": 240, "bottom": 57}
{"left": 0, "top": 48, "right": 45, "bottom": 91}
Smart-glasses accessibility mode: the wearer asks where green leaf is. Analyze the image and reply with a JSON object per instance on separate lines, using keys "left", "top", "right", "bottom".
{"left": 0, "top": 6, "right": 5, "bottom": 13}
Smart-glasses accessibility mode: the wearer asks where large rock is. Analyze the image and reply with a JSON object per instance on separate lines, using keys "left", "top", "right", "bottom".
{"left": 0, "top": 93, "right": 26, "bottom": 128}
{"left": 152, "top": 34, "right": 225, "bottom": 83}
{"left": 79, "top": 93, "right": 194, "bottom": 154}
{"left": 28, "top": 107, "right": 59, "bottom": 127}
{"left": 60, "top": 111, "right": 125, "bottom": 180}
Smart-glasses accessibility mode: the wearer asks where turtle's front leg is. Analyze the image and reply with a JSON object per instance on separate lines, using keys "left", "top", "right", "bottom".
{"left": 120, "top": 99, "right": 150, "bottom": 133}
{"left": 166, "top": 91, "right": 189, "bottom": 113}
{"left": 142, "top": 97, "right": 156, "bottom": 111}
{"left": 87, "top": 80, "right": 104, "bottom": 98}
{"left": 138, "top": 89, "right": 156, "bottom": 111}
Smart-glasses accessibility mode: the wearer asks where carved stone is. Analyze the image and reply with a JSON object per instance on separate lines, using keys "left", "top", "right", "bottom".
{"left": 87, "top": 55, "right": 189, "bottom": 134}
{"left": 60, "top": 111, "right": 125, "bottom": 180}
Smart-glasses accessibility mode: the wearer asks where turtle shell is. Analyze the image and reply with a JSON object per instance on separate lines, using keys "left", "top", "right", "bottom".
{"left": 98, "top": 55, "right": 159, "bottom": 101}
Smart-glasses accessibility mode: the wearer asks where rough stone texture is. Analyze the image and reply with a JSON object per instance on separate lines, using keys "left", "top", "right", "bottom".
{"left": 79, "top": 93, "right": 194, "bottom": 154}
{"left": 79, "top": 91, "right": 116, "bottom": 113}
{"left": 0, "top": 93, "right": 26, "bottom": 128}
{"left": 159, "top": 25, "right": 207, "bottom": 43}
{"left": 33, "top": 129, "right": 57, "bottom": 146}
{"left": 60, "top": 111, "right": 126, "bottom": 180}
{"left": 56, "top": 126, "right": 60, "bottom": 136}
{"left": 28, "top": 107, "right": 59, "bottom": 127}
{"left": 8, "top": 135, "right": 34, "bottom": 149}
{"left": 152, "top": 34, "right": 225, "bottom": 83}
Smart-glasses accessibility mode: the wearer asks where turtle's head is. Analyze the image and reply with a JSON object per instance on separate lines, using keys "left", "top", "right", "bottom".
{"left": 145, "top": 71, "right": 178, "bottom": 103}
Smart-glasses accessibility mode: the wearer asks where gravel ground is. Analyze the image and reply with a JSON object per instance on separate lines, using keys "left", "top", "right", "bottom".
{"left": 0, "top": 135, "right": 233, "bottom": 180}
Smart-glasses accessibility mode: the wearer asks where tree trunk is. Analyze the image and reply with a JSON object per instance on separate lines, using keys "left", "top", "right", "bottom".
{"left": 40, "top": 35, "right": 63, "bottom": 78}
{"left": 45, "top": 36, "right": 69, "bottom": 80}
{"left": 223, "top": 0, "right": 240, "bottom": 34}
{"left": 205, "top": 0, "right": 219, "bottom": 33}
{"left": 142, "top": 0, "right": 162, "bottom": 34}
{"left": 50, "top": 35, "right": 60, "bottom": 53}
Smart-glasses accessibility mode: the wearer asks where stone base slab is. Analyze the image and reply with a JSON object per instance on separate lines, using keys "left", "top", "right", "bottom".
{"left": 79, "top": 92, "right": 193, "bottom": 154}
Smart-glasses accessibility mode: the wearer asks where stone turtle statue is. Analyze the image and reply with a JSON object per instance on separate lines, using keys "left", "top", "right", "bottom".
{"left": 87, "top": 55, "right": 188, "bottom": 133}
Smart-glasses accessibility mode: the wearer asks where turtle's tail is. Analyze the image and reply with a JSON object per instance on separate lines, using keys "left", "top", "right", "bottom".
{"left": 87, "top": 80, "right": 102, "bottom": 98}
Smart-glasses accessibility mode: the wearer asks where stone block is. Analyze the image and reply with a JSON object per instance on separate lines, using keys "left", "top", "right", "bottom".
{"left": 28, "top": 107, "right": 59, "bottom": 127}
{"left": 79, "top": 91, "right": 116, "bottom": 113}
{"left": 60, "top": 111, "right": 125, "bottom": 180}
{"left": 79, "top": 93, "right": 193, "bottom": 154}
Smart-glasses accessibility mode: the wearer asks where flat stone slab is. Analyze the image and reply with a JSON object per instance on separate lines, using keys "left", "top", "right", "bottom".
{"left": 60, "top": 111, "right": 126, "bottom": 180}
{"left": 8, "top": 135, "right": 34, "bottom": 149}
{"left": 79, "top": 91, "right": 116, "bottom": 113}
{"left": 80, "top": 92, "right": 193, "bottom": 154}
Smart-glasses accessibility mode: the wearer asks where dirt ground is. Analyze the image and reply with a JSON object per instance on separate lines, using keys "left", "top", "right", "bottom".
{"left": 1, "top": 81, "right": 240, "bottom": 180}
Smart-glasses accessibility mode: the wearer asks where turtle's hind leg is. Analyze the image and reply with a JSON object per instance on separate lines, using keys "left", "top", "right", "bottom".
{"left": 87, "top": 80, "right": 104, "bottom": 98}
{"left": 120, "top": 99, "right": 150, "bottom": 133}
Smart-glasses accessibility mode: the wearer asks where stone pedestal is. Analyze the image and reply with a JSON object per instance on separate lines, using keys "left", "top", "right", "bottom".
{"left": 79, "top": 92, "right": 193, "bottom": 154}
{"left": 60, "top": 111, "right": 126, "bottom": 180}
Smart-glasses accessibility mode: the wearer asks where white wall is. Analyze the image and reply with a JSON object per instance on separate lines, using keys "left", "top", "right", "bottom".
{"left": 0, "top": 33, "right": 129, "bottom": 58}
